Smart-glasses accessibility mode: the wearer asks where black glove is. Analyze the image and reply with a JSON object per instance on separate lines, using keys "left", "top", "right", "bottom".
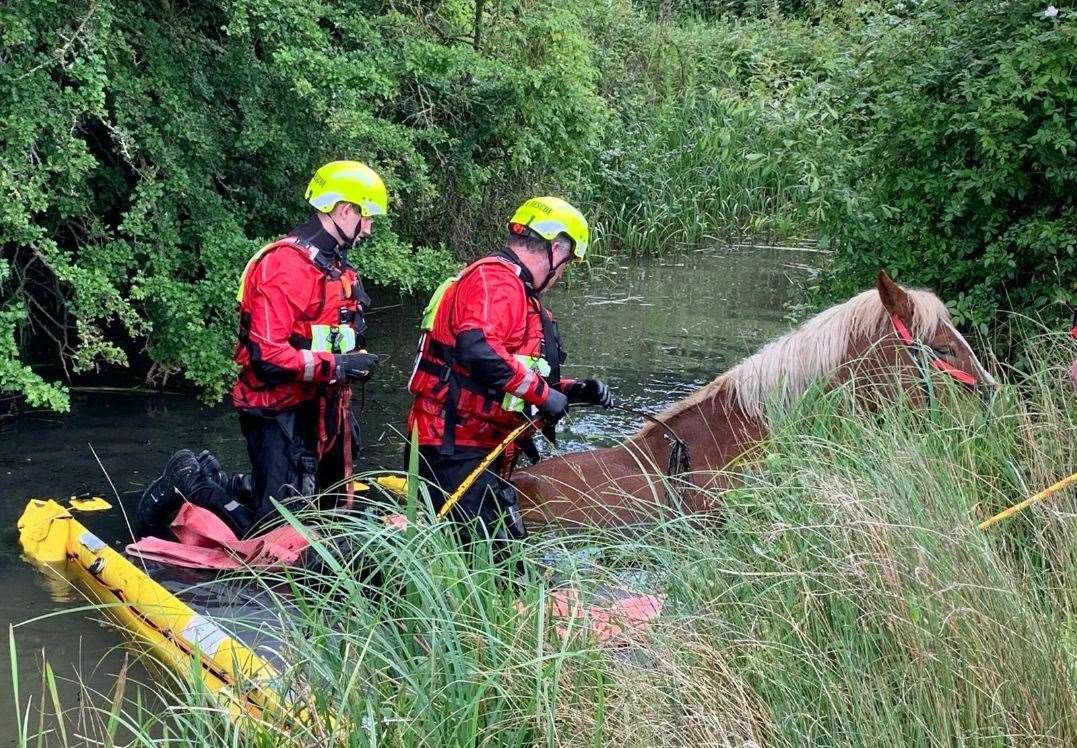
{"left": 538, "top": 388, "right": 569, "bottom": 424}
{"left": 567, "top": 378, "right": 614, "bottom": 408}
{"left": 334, "top": 351, "right": 379, "bottom": 382}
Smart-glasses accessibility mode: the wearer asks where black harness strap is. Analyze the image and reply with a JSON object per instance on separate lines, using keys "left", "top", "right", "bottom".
{"left": 419, "top": 336, "right": 496, "bottom": 456}
{"left": 534, "top": 301, "right": 563, "bottom": 388}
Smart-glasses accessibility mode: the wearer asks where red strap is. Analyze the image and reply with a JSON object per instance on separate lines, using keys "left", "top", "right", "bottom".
{"left": 890, "top": 312, "right": 977, "bottom": 388}
{"left": 932, "top": 358, "right": 978, "bottom": 387}
{"left": 889, "top": 312, "right": 916, "bottom": 344}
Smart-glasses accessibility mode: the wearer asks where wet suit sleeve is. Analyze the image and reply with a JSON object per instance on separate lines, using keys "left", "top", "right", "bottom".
{"left": 451, "top": 264, "right": 552, "bottom": 407}
{"left": 245, "top": 255, "right": 337, "bottom": 384}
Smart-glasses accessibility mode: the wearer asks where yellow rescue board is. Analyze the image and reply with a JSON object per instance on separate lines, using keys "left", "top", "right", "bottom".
{"left": 16, "top": 499, "right": 296, "bottom": 726}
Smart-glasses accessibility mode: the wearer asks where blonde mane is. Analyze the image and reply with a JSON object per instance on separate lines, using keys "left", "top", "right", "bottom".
{"left": 641, "top": 285, "right": 951, "bottom": 430}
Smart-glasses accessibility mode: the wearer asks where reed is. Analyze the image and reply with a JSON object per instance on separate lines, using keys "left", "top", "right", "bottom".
{"left": 11, "top": 337, "right": 1076, "bottom": 746}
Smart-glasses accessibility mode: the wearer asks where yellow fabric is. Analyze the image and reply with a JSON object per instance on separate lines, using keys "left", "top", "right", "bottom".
{"left": 351, "top": 475, "right": 408, "bottom": 496}
{"left": 376, "top": 475, "right": 409, "bottom": 496}
{"left": 68, "top": 496, "right": 112, "bottom": 511}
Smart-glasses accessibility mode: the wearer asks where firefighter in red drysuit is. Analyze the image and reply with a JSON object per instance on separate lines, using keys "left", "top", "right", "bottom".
{"left": 406, "top": 196, "right": 614, "bottom": 553}
{"left": 137, "top": 161, "right": 385, "bottom": 537}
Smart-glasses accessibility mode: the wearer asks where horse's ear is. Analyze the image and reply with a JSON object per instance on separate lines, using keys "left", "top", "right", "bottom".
{"left": 876, "top": 271, "right": 914, "bottom": 321}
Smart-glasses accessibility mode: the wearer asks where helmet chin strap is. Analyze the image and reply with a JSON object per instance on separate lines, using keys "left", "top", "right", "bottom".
{"left": 533, "top": 242, "right": 571, "bottom": 293}
{"left": 328, "top": 213, "right": 362, "bottom": 253}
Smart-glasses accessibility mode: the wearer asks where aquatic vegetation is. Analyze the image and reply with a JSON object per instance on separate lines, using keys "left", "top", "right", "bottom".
{"left": 10, "top": 334, "right": 1075, "bottom": 746}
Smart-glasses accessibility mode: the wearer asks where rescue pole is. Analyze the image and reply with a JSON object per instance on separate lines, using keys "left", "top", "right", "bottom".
{"left": 436, "top": 417, "right": 541, "bottom": 519}
{"left": 978, "top": 471, "right": 1077, "bottom": 531}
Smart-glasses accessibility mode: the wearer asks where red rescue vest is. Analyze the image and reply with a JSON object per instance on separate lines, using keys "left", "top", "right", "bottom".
{"left": 406, "top": 255, "right": 564, "bottom": 451}
{"left": 232, "top": 238, "right": 369, "bottom": 412}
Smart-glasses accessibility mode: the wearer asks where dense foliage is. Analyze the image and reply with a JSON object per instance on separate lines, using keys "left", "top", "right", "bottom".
{"left": 2, "top": 0, "right": 1073, "bottom": 411}
{"left": 0, "top": 0, "right": 613, "bottom": 409}
{"left": 814, "top": 0, "right": 1077, "bottom": 339}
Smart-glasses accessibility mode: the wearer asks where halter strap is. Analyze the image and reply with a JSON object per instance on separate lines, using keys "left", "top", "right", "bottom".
{"left": 889, "top": 312, "right": 977, "bottom": 388}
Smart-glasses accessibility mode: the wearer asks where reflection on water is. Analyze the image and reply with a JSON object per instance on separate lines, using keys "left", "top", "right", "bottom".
{"left": 549, "top": 247, "right": 795, "bottom": 449}
{"left": 0, "top": 246, "right": 805, "bottom": 736}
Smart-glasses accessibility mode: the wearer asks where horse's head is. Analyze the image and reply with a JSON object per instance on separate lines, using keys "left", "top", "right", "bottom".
{"left": 844, "top": 271, "right": 997, "bottom": 406}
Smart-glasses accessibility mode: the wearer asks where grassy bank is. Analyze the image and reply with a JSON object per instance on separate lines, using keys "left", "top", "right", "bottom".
{"left": 10, "top": 335, "right": 1076, "bottom": 746}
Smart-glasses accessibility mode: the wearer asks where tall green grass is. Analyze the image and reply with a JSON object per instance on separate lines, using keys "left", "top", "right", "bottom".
{"left": 11, "top": 335, "right": 1076, "bottom": 746}
{"left": 579, "top": 11, "right": 846, "bottom": 258}
{"left": 590, "top": 93, "right": 826, "bottom": 257}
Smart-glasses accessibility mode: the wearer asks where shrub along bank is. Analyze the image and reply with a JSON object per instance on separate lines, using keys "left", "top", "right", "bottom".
{"left": 2, "top": 0, "right": 1073, "bottom": 411}
{"left": 810, "top": 0, "right": 1077, "bottom": 352}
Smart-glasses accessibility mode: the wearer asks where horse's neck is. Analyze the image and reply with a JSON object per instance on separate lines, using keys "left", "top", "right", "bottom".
{"left": 628, "top": 386, "right": 767, "bottom": 471}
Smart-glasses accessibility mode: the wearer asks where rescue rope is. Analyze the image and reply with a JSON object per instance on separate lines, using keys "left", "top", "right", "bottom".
{"left": 436, "top": 402, "right": 693, "bottom": 520}
{"left": 436, "top": 417, "right": 541, "bottom": 519}
{"left": 978, "top": 471, "right": 1077, "bottom": 531}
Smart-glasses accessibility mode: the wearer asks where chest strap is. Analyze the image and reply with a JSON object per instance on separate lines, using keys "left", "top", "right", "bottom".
{"left": 420, "top": 338, "right": 512, "bottom": 454}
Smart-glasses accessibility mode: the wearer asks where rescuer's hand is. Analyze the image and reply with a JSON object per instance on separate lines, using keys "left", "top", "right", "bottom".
{"left": 566, "top": 378, "right": 614, "bottom": 408}
{"left": 334, "top": 352, "right": 380, "bottom": 382}
{"left": 538, "top": 388, "right": 569, "bottom": 424}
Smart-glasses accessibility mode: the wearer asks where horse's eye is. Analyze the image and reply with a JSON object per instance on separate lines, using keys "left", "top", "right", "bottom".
{"left": 932, "top": 345, "right": 956, "bottom": 358}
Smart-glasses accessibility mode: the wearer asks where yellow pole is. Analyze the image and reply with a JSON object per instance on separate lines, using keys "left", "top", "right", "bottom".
{"left": 436, "top": 418, "right": 539, "bottom": 520}
{"left": 978, "top": 471, "right": 1077, "bottom": 531}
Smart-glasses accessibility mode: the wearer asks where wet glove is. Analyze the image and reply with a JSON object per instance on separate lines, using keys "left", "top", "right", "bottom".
{"left": 566, "top": 378, "right": 614, "bottom": 408}
{"left": 334, "top": 351, "right": 380, "bottom": 382}
{"left": 538, "top": 388, "right": 569, "bottom": 424}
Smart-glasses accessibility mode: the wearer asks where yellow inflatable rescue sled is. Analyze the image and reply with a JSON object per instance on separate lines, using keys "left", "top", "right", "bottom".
{"left": 17, "top": 498, "right": 295, "bottom": 726}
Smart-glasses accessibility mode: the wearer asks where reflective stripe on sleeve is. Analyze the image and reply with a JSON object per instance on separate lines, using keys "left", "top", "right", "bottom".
{"left": 301, "top": 349, "right": 315, "bottom": 382}
{"left": 512, "top": 369, "right": 536, "bottom": 396}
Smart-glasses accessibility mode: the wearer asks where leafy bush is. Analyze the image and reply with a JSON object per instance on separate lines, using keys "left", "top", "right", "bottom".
{"left": 814, "top": 0, "right": 1076, "bottom": 337}
{"left": 637, "top": 0, "right": 839, "bottom": 21}
{"left": 0, "top": 0, "right": 608, "bottom": 407}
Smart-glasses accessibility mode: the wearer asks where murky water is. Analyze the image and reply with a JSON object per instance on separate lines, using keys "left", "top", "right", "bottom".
{"left": 0, "top": 246, "right": 805, "bottom": 742}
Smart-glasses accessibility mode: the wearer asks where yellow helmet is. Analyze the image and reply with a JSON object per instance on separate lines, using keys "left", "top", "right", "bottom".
{"left": 508, "top": 196, "right": 589, "bottom": 259}
{"left": 305, "top": 160, "right": 388, "bottom": 217}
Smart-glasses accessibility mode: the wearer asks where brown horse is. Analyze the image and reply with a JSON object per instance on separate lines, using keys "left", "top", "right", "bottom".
{"left": 512, "top": 272, "right": 996, "bottom": 528}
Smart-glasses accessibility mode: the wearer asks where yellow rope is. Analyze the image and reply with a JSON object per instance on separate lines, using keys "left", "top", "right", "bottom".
{"left": 978, "top": 471, "right": 1077, "bottom": 531}
{"left": 436, "top": 418, "right": 539, "bottom": 520}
